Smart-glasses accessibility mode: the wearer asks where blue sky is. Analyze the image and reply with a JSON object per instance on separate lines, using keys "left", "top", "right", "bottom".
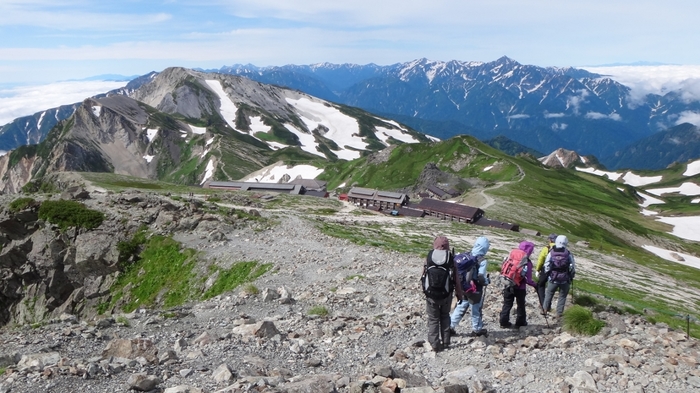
{"left": 2, "top": 0, "right": 700, "bottom": 85}
{"left": 2, "top": 0, "right": 700, "bottom": 125}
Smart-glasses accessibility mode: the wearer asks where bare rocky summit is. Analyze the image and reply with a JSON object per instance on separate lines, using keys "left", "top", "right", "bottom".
{"left": 0, "top": 189, "right": 699, "bottom": 393}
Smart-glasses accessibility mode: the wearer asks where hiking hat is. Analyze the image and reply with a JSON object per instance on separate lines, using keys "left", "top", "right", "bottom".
{"left": 548, "top": 233, "right": 557, "bottom": 242}
{"left": 555, "top": 235, "right": 568, "bottom": 248}
{"left": 519, "top": 241, "right": 535, "bottom": 257}
{"left": 433, "top": 236, "right": 450, "bottom": 250}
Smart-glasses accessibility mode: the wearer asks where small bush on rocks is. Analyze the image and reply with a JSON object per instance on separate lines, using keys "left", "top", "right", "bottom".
{"left": 308, "top": 306, "right": 329, "bottom": 317}
{"left": 38, "top": 199, "right": 104, "bottom": 230}
{"left": 8, "top": 197, "right": 36, "bottom": 212}
{"left": 562, "top": 305, "right": 605, "bottom": 335}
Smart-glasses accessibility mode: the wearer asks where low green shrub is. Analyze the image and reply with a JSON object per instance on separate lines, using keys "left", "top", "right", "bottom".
{"left": 8, "top": 197, "right": 36, "bottom": 212}
{"left": 562, "top": 305, "right": 605, "bottom": 335}
{"left": 573, "top": 294, "right": 599, "bottom": 308}
{"left": 202, "top": 261, "right": 271, "bottom": 299}
{"left": 308, "top": 305, "right": 329, "bottom": 317}
{"left": 38, "top": 200, "right": 104, "bottom": 230}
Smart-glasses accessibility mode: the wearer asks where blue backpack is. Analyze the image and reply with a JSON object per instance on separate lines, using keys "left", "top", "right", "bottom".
{"left": 454, "top": 251, "right": 483, "bottom": 304}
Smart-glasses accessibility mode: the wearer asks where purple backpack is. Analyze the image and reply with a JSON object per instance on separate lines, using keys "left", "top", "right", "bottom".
{"left": 549, "top": 248, "right": 572, "bottom": 283}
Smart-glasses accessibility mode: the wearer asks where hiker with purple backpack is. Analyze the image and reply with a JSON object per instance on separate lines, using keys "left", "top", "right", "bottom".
{"left": 448, "top": 236, "right": 491, "bottom": 337}
{"left": 543, "top": 235, "right": 576, "bottom": 318}
{"left": 535, "top": 233, "right": 557, "bottom": 310}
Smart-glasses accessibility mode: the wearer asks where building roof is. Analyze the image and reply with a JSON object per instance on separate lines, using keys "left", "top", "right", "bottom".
{"left": 289, "top": 178, "right": 327, "bottom": 190}
{"left": 347, "top": 187, "right": 408, "bottom": 204}
{"left": 398, "top": 207, "right": 426, "bottom": 217}
{"left": 207, "top": 181, "right": 304, "bottom": 194}
{"left": 427, "top": 185, "right": 449, "bottom": 198}
{"left": 416, "top": 198, "right": 483, "bottom": 219}
{"left": 473, "top": 217, "right": 519, "bottom": 231}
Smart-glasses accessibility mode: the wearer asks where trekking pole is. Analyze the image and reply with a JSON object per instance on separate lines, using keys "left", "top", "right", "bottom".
{"left": 536, "top": 287, "right": 550, "bottom": 328}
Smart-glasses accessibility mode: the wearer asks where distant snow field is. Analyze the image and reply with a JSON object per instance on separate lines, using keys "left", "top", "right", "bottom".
{"left": 91, "top": 106, "right": 101, "bottom": 118}
{"left": 646, "top": 182, "right": 700, "bottom": 197}
{"left": 642, "top": 245, "right": 700, "bottom": 270}
{"left": 240, "top": 164, "right": 324, "bottom": 183}
{"left": 684, "top": 160, "right": 700, "bottom": 177}
{"left": 143, "top": 155, "right": 154, "bottom": 163}
{"left": 621, "top": 172, "right": 662, "bottom": 187}
{"left": 146, "top": 129, "right": 158, "bottom": 142}
{"left": 374, "top": 125, "right": 420, "bottom": 144}
{"left": 285, "top": 96, "right": 366, "bottom": 160}
{"left": 637, "top": 192, "right": 665, "bottom": 207}
{"left": 654, "top": 216, "right": 700, "bottom": 242}
{"left": 190, "top": 125, "right": 206, "bottom": 135}
{"left": 575, "top": 167, "right": 622, "bottom": 181}
{"left": 200, "top": 159, "right": 215, "bottom": 185}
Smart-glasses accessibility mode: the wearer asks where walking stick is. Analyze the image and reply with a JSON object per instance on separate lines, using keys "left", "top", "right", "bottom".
{"left": 535, "top": 286, "right": 550, "bottom": 328}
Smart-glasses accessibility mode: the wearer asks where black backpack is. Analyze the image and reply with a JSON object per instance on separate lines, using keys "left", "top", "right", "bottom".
{"left": 421, "top": 248, "right": 455, "bottom": 300}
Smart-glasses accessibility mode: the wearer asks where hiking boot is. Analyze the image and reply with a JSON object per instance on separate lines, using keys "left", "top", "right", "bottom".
{"left": 500, "top": 322, "right": 513, "bottom": 329}
{"left": 448, "top": 327, "right": 457, "bottom": 336}
{"left": 468, "top": 328, "right": 488, "bottom": 337}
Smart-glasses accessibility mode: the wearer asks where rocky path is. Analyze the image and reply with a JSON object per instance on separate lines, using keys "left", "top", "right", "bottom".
{"left": 1, "top": 207, "right": 699, "bottom": 393}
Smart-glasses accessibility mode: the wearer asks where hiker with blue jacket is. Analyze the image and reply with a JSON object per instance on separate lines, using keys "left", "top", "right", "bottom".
{"left": 422, "top": 236, "right": 463, "bottom": 352}
{"left": 543, "top": 235, "right": 576, "bottom": 318}
{"left": 448, "top": 236, "right": 491, "bottom": 337}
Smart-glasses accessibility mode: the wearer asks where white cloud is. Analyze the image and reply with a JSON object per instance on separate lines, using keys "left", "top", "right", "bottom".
{"left": 508, "top": 114, "right": 530, "bottom": 119}
{"left": 674, "top": 111, "right": 700, "bottom": 126}
{"left": 544, "top": 112, "right": 566, "bottom": 118}
{"left": 584, "top": 111, "right": 622, "bottom": 121}
{"left": 582, "top": 65, "right": 700, "bottom": 105}
{"left": 0, "top": 80, "right": 126, "bottom": 126}
{"left": 567, "top": 89, "right": 589, "bottom": 115}
{"left": 551, "top": 123, "right": 568, "bottom": 130}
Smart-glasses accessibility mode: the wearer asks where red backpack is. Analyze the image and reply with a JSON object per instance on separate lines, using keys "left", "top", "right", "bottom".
{"left": 500, "top": 248, "right": 529, "bottom": 287}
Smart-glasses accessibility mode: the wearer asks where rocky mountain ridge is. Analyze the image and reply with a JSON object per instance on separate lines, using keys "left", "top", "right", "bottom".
{"left": 0, "top": 188, "right": 698, "bottom": 393}
{"left": 0, "top": 68, "right": 427, "bottom": 194}
{"left": 211, "top": 57, "right": 700, "bottom": 168}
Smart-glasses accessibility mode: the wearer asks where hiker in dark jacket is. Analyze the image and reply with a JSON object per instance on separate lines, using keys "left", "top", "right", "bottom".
{"left": 499, "top": 241, "right": 537, "bottom": 328}
{"left": 543, "top": 235, "right": 576, "bottom": 318}
{"left": 423, "top": 236, "right": 463, "bottom": 352}
{"left": 535, "top": 233, "right": 557, "bottom": 309}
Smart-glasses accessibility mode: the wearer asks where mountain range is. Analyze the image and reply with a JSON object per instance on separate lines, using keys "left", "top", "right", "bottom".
{"left": 3, "top": 57, "right": 700, "bottom": 171}
{"left": 0, "top": 67, "right": 428, "bottom": 193}
{"left": 207, "top": 57, "right": 700, "bottom": 169}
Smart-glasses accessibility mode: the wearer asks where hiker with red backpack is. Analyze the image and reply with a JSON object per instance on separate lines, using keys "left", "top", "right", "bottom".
{"left": 543, "top": 235, "right": 576, "bottom": 318}
{"left": 421, "top": 236, "right": 464, "bottom": 352}
{"left": 499, "top": 241, "right": 537, "bottom": 328}
{"left": 535, "top": 233, "right": 557, "bottom": 309}
{"left": 448, "top": 236, "right": 491, "bottom": 337}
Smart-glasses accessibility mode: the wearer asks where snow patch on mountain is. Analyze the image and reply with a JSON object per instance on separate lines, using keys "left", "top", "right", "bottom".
{"left": 285, "top": 96, "right": 366, "bottom": 160}
{"left": 647, "top": 182, "right": 700, "bottom": 196}
{"left": 637, "top": 192, "right": 665, "bottom": 207}
{"left": 374, "top": 126, "right": 420, "bottom": 144}
{"left": 146, "top": 129, "right": 158, "bottom": 142}
{"left": 201, "top": 158, "right": 215, "bottom": 185}
{"left": 190, "top": 125, "right": 206, "bottom": 135}
{"left": 575, "top": 167, "right": 622, "bottom": 181}
{"left": 684, "top": 159, "right": 700, "bottom": 176}
{"left": 284, "top": 124, "right": 325, "bottom": 158}
{"left": 91, "top": 106, "right": 101, "bottom": 118}
{"left": 643, "top": 245, "right": 700, "bottom": 269}
{"left": 204, "top": 80, "right": 242, "bottom": 133}
{"left": 654, "top": 216, "right": 700, "bottom": 242}
{"left": 240, "top": 163, "right": 324, "bottom": 183}
{"left": 621, "top": 172, "right": 663, "bottom": 187}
